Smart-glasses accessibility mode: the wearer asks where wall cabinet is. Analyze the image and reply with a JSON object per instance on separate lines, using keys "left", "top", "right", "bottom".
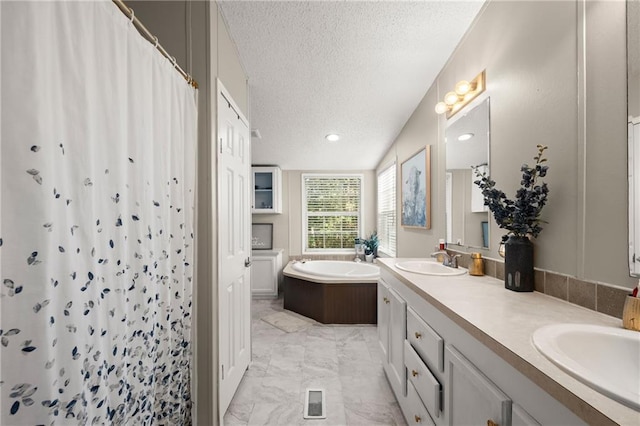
{"left": 252, "top": 166, "right": 282, "bottom": 214}
{"left": 378, "top": 268, "right": 582, "bottom": 426}
{"left": 250, "top": 249, "right": 282, "bottom": 298}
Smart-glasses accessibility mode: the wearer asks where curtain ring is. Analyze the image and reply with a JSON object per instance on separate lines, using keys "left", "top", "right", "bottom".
{"left": 129, "top": 8, "right": 135, "bottom": 23}
{"left": 153, "top": 36, "right": 159, "bottom": 48}
{"left": 171, "top": 56, "right": 177, "bottom": 68}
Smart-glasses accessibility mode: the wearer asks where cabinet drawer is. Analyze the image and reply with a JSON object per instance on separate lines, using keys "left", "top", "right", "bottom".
{"left": 407, "top": 307, "right": 444, "bottom": 373}
{"left": 404, "top": 340, "right": 441, "bottom": 418}
{"left": 406, "top": 381, "right": 436, "bottom": 426}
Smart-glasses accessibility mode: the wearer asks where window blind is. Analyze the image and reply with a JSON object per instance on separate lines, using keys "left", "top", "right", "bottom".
{"left": 377, "top": 163, "right": 396, "bottom": 256}
{"left": 303, "top": 175, "right": 362, "bottom": 251}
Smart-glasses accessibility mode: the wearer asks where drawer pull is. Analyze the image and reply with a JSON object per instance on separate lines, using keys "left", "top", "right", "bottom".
{"left": 487, "top": 420, "right": 499, "bottom": 426}
{"left": 414, "top": 331, "right": 422, "bottom": 339}
{"left": 383, "top": 297, "right": 390, "bottom": 304}
{"left": 411, "top": 369, "right": 419, "bottom": 377}
{"left": 414, "top": 415, "right": 421, "bottom": 423}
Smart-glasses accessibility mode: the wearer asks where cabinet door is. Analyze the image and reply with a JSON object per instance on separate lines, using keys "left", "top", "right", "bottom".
{"left": 377, "top": 280, "right": 390, "bottom": 362}
{"left": 388, "top": 286, "right": 407, "bottom": 397}
{"left": 250, "top": 256, "right": 276, "bottom": 297}
{"left": 512, "top": 404, "right": 540, "bottom": 426}
{"left": 252, "top": 166, "right": 281, "bottom": 214}
{"left": 446, "top": 345, "right": 512, "bottom": 426}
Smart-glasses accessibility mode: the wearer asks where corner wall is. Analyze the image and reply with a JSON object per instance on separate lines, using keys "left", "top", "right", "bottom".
{"left": 379, "top": 1, "right": 636, "bottom": 296}
{"left": 252, "top": 170, "right": 377, "bottom": 263}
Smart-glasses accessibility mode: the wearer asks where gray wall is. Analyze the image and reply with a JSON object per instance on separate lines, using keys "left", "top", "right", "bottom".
{"left": 127, "top": 2, "right": 249, "bottom": 424}
{"left": 378, "top": 0, "right": 636, "bottom": 289}
{"left": 252, "top": 170, "right": 377, "bottom": 263}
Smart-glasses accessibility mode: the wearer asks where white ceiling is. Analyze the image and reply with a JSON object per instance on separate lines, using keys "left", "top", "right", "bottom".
{"left": 219, "top": 0, "right": 485, "bottom": 170}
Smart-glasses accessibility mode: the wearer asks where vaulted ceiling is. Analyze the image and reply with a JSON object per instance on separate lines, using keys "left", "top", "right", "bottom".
{"left": 219, "top": 0, "right": 485, "bottom": 170}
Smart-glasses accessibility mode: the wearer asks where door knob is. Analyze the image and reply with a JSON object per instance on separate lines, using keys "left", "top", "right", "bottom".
{"left": 245, "top": 257, "right": 252, "bottom": 267}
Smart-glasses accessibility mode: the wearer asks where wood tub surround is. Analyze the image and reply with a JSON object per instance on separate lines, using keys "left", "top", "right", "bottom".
{"left": 283, "top": 276, "right": 377, "bottom": 324}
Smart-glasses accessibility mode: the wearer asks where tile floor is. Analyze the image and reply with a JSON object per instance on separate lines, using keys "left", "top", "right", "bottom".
{"left": 224, "top": 297, "right": 407, "bottom": 426}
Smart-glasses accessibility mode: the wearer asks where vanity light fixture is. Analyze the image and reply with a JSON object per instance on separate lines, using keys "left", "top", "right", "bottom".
{"left": 325, "top": 133, "right": 340, "bottom": 142}
{"left": 435, "top": 70, "right": 486, "bottom": 119}
{"left": 458, "top": 133, "right": 474, "bottom": 141}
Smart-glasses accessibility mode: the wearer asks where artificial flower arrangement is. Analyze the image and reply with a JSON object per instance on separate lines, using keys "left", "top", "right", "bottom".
{"left": 473, "top": 145, "right": 550, "bottom": 242}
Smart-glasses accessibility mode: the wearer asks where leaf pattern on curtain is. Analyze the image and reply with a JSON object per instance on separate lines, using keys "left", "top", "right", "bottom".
{"left": 1, "top": 2, "right": 196, "bottom": 424}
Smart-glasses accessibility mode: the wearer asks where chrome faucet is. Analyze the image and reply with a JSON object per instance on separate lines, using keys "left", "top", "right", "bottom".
{"left": 430, "top": 250, "right": 461, "bottom": 268}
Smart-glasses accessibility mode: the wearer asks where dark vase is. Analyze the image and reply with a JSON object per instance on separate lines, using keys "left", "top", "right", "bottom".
{"left": 504, "top": 235, "right": 534, "bottom": 292}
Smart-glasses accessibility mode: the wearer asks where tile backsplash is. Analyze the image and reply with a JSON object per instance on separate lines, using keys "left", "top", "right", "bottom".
{"left": 451, "top": 250, "right": 631, "bottom": 319}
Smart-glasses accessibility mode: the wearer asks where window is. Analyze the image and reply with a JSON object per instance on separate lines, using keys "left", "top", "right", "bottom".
{"left": 377, "top": 163, "right": 396, "bottom": 257}
{"left": 303, "top": 174, "right": 363, "bottom": 252}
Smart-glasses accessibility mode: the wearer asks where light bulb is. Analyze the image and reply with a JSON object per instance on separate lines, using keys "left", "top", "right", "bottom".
{"left": 444, "top": 91, "right": 459, "bottom": 106}
{"left": 435, "top": 102, "right": 449, "bottom": 114}
{"left": 455, "top": 80, "right": 471, "bottom": 95}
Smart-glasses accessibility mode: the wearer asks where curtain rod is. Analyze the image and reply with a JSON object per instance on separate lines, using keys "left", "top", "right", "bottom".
{"left": 112, "top": 0, "right": 198, "bottom": 89}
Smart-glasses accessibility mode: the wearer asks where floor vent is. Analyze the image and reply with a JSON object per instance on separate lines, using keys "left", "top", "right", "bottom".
{"left": 303, "top": 388, "right": 326, "bottom": 419}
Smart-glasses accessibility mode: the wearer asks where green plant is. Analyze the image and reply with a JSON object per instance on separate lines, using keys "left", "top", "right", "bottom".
{"left": 363, "top": 231, "right": 379, "bottom": 256}
{"left": 473, "top": 145, "right": 550, "bottom": 242}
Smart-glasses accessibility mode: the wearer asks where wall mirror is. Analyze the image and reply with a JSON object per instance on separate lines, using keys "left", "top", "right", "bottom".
{"left": 445, "top": 97, "right": 490, "bottom": 249}
{"left": 629, "top": 1, "right": 640, "bottom": 276}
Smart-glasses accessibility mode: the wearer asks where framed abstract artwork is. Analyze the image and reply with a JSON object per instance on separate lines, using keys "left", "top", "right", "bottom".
{"left": 401, "top": 146, "right": 431, "bottom": 229}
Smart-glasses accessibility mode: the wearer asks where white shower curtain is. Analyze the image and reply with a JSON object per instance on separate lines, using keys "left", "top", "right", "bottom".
{"left": 0, "top": 2, "right": 197, "bottom": 424}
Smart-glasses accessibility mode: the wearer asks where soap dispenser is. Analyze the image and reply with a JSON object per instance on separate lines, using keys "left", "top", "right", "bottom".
{"left": 469, "top": 252, "right": 484, "bottom": 276}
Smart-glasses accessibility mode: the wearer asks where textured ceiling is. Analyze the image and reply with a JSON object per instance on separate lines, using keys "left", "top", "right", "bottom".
{"left": 219, "top": 0, "right": 485, "bottom": 170}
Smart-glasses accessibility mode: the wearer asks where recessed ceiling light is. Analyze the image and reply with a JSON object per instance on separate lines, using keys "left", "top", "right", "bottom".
{"left": 325, "top": 134, "right": 340, "bottom": 142}
{"left": 458, "top": 133, "right": 474, "bottom": 141}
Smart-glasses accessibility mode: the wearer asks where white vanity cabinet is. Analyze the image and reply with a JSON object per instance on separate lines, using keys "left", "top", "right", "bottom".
{"left": 378, "top": 267, "right": 584, "bottom": 426}
{"left": 377, "top": 278, "right": 407, "bottom": 398}
{"left": 252, "top": 166, "right": 282, "bottom": 214}
{"left": 250, "top": 249, "right": 282, "bottom": 298}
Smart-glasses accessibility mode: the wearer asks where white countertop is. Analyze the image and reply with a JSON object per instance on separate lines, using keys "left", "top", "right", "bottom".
{"left": 377, "top": 258, "right": 640, "bottom": 426}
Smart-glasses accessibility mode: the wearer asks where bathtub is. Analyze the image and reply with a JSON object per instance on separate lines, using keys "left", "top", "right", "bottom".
{"left": 283, "top": 260, "right": 380, "bottom": 324}
{"left": 290, "top": 260, "right": 380, "bottom": 280}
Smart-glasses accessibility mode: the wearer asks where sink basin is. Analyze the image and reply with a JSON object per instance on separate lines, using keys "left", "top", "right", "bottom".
{"left": 532, "top": 323, "right": 640, "bottom": 410}
{"left": 395, "top": 260, "right": 466, "bottom": 276}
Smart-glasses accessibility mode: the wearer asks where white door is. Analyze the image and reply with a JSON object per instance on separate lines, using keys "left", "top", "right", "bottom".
{"left": 218, "top": 81, "right": 251, "bottom": 416}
